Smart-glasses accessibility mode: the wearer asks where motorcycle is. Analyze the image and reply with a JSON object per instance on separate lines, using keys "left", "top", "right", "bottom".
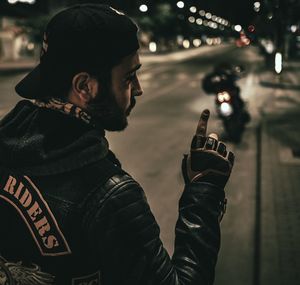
{"left": 202, "top": 64, "right": 250, "bottom": 143}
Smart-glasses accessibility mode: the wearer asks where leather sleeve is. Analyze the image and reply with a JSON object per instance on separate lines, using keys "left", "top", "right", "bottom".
{"left": 84, "top": 174, "right": 225, "bottom": 285}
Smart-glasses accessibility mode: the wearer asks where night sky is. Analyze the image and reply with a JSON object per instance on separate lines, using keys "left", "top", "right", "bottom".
{"left": 195, "top": 0, "right": 256, "bottom": 26}
{"left": 0, "top": 0, "right": 258, "bottom": 26}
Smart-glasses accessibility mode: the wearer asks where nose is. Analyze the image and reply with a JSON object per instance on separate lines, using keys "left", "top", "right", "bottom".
{"left": 132, "top": 77, "right": 143, "bottom": 97}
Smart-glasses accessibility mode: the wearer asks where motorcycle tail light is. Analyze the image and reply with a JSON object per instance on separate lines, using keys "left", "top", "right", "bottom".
{"left": 223, "top": 92, "right": 231, "bottom": 101}
{"left": 217, "top": 91, "right": 231, "bottom": 102}
{"left": 220, "top": 102, "right": 233, "bottom": 116}
{"left": 217, "top": 93, "right": 224, "bottom": 102}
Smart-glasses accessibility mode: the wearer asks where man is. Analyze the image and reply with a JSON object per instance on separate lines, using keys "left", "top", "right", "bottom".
{"left": 0, "top": 4, "right": 234, "bottom": 285}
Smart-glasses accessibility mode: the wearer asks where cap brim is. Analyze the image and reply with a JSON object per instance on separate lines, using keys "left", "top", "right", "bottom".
{"left": 15, "top": 64, "right": 42, "bottom": 99}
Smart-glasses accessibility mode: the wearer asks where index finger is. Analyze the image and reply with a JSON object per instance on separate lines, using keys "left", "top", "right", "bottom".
{"left": 196, "top": 109, "right": 210, "bottom": 136}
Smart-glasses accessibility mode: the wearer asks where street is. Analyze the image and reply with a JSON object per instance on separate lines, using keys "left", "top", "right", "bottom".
{"left": 1, "top": 44, "right": 299, "bottom": 285}
{"left": 111, "top": 45, "right": 263, "bottom": 285}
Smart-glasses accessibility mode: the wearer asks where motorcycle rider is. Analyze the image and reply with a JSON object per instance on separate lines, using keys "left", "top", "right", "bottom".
{"left": 202, "top": 63, "right": 245, "bottom": 109}
{"left": 0, "top": 4, "right": 234, "bottom": 284}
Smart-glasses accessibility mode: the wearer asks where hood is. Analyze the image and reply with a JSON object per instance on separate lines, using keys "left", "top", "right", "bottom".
{"left": 0, "top": 100, "right": 109, "bottom": 175}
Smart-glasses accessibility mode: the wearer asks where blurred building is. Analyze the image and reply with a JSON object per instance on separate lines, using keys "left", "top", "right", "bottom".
{"left": 0, "top": 0, "right": 72, "bottom": 61}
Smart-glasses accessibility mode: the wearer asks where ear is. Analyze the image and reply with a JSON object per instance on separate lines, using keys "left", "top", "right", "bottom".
{"left": 70, "top": 72, "right": 99, "bottom": 108}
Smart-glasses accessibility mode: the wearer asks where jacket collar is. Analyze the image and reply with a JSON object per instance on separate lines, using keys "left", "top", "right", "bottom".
{"left": 34, "top": 98, "right": 94, "bottom": 127}
{"left": 0, "top": 100, "right": 110, "bottom": 175}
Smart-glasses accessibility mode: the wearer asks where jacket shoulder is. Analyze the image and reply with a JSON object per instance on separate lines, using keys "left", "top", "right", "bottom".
{"left": 80, "top": 158, "right": 146, "bottom": 225}
{"left": 82, "top": 171, "right": 144, "bottom": 211}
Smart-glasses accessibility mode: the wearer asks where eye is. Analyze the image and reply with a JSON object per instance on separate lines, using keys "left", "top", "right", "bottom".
{"left": 125, "top": 72, "right": 137, "bottom": 84}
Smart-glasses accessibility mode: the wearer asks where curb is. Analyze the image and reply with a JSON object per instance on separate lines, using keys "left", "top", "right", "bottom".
{"left": 0, "top": 62, "right": 36, "bottom": 76}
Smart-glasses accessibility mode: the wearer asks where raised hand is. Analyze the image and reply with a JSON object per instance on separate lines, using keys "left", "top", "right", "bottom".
{"left": 182, "top": 109, "right": 234, "bottom": 189}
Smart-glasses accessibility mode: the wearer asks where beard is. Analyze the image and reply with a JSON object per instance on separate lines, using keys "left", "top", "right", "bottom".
{"left": 86, "top": 81, "right": 136, "bottom": 131}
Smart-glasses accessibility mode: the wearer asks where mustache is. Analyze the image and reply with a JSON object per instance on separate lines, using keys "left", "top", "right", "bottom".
{"left": 130, "top": 96, "right": 136, "bottom": 108}
{"left": 126, "top": 96, "right": 136, "bottom": 114}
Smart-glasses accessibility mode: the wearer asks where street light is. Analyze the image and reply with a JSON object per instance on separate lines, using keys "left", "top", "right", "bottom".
{"left": 275, "top": 52, "right": 282, "bottom": 74}
{"left": 149, "top": 42, "right": 157, "bottom": 53}
{"left": 221, "top": 20, "right": 227, "bottom": 25}
{"left": 208, "top": 22, "right": 218, "bottom": 29}
{"left": 193, "top": 39, "right": 202, "bottom": 47}
{"left": 205, "top": 12, "right": 212, "bottom": 19}
{"left": 196, "top": 18, "right": 203, "bottom": 25}
{"left": 254, "top": 1, "right": 260, "bottom": 12}
{"left": 188, "top": 16, "right": 195, "bottom": 23}
{"left": 234, "top": 25, "right": 242, "bottom": 32}
{"left": 206, "top": 38, "right": 213, "bottom": 45}
{"left": 183, "top": 40, "right": 190, "bottom": 49}
{"left": 139, "top": 4, "right": 148, "bottom": 13}
{"left": 291, "top": 25, "right": 297, "bottom": 33}
{"left": 189, "top": 6, "right": 197, "bottom": 13}
{"left": 199, "top": 10, "right": 205, "bottom": 17}
{"left": 254, "top": 2, "right": 260, "bottom": 8}
{"left": 177, "top": 1, "right": 184, "bottom": 9}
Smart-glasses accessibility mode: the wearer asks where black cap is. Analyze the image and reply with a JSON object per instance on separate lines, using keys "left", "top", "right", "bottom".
{"left": 15, "top": 4, "right": 140, "bottom": 99}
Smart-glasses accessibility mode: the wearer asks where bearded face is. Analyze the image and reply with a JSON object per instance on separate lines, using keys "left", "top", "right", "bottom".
{"left": 86, "top": 80, "right": 129, "bottom": 131}
{"left": 86, "top": 52, "right": 142, "bottom": 132}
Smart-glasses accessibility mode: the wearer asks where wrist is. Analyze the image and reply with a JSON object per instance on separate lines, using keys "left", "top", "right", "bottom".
{"left": 191, "top": 172, "right": 229, "bottom": 189}
{"left": 182, "top": 182, "right": 227, "bottom": 221}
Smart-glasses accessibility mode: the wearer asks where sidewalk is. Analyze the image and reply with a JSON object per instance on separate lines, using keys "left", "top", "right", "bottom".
{"left": 258, "top": 62, "right": 300, "bottom": 285}
{"left": 0, "top": 59, "right": 36, "bottom": 75}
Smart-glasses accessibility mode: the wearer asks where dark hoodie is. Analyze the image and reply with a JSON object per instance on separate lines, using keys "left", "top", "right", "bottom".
{"left": 0, "top": 100, "right": 123, "bottom": 284}
{"left": 0, "top": 100, "right": 109, "bottom": 175}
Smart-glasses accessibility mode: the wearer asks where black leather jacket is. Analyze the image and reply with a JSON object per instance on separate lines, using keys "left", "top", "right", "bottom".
{"left": 0, "top": 100, "right": 226, "bottom": 285}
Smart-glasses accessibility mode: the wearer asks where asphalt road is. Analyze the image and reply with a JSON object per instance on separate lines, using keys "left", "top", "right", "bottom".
{"left": 0, "top": 44, "right": 266, "bottom": 285}
{"left": 110, "top": 45, "right": 264, "bottom": 285}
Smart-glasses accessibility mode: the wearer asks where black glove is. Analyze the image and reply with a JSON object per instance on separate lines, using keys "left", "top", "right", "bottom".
{"left": 182, "top": 109, "right": 234, "bottom": 189}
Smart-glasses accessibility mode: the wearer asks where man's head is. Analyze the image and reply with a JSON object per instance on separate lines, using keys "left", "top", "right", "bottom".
{"left": 15, "top": 4, "right": 143, "bottom": 131}
{"left": 70, "top": 51, "right": 142, "bottom": 131}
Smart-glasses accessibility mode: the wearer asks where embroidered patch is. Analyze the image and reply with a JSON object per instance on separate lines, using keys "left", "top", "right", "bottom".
{"left": 0, "top": 173, "right": 71, "bottom": 256}
{"left": 72, "top": 270, "right": 101, "bottom": 285}
{"left": 0, "top": 255, "right": 55, "bottom": 285}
